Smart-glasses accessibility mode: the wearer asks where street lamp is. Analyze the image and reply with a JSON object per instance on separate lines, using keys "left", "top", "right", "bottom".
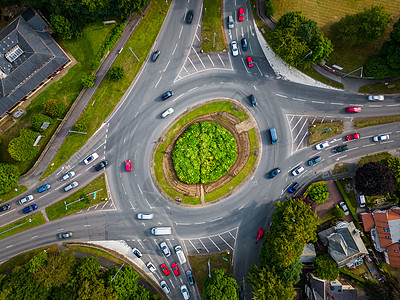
{"left": 300, "top": 51, "right": 313, "bottom": 62}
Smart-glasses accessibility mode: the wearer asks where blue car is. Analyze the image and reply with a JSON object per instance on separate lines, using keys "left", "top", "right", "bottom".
{"left": 23, "top": 204, "right": 37, "bottom": 214}
{"left": 38, "top": 184, "right": 51, "bottom": 193}
{"left": 161, "top": 91, "right": 173, "bottom": 101}
{"left": 241, "top": 38, "right": 248, "bottom": 51}
{"left": 267, "top": 168, "right": 281, "bottom": 179}
{"left": 288, "top": 182, "right": 300, "bottom": 193}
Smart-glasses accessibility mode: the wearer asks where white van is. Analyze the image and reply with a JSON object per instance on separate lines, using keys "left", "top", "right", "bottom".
{"left": 151, "top": 227, "right": 172, "bottom": 235}
{"left": 161, "top": 108, "right": 174, "bottom": 118}
{"left": 137, "top": 213, "right": 154, "bottom": 220}
{"left": 358, "top": 195, "right": 366, "bottom": 208}
{"left": 175, "top": 245, "right": 187, "bottom": 264}
{"left": 228, "top": 15, "right": 234, "bottom": 29}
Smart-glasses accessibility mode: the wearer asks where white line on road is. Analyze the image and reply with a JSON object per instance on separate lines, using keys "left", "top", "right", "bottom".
{"left": 381, "top": 140, "right": 394, "bottom": 144}
{"left": 175, "top": 222, "right": 190, "bottom": 225}
{"left": 129, "top": 201, "right": 135, "bottom": 210}
{"left": 144, "top": 198, "right": 153, "bottom": 209}
{"left": 163, "top": 60, "right": 170, "bottom": 72}
{"left": 208, "top": 237, "right": 221, "bottom": 251}
{"left": 192, "top": 46, "right": 205, "bottom": 68}
{"left": 169, "top": 278, "right": 175, "bottom": 289}
{"left": 121, "top": 183, "right": 127, "bottom": 195}
{"left": 207, "top": 55, "right": 215, "bottom": 66}
{"left": 331, "top": 102, "right": 344, "bottom": 105}
{"left": 1, "top": 208, "right": 16, "bottom": 216}
{"left": 57, "top": 228, "right": 64, "bottom": 232}
{"left": 368, "top": 105, "right": 382, "bottom": 107}
{"left": 6, "top": 245, "right": 13, "bottom": 249}
{"left": 219, "top": 235, "right": 234, "bottom": 250}
{"left": 238, "top": 205, "right": 245, "bottom": 210}
{"left": 228, "top": 231, "right": 236, "bottom": 240}
{"left": 336, "top": 155, "right": 347, "bottom": 161}
{"left": 276, "top": 94, "right": 287, "bottom": 98}
{"left": 255, "top": 63, "right": 263, "bottom": 76}
{"left": 154, "top": 76, "right": 162, "bottom": 88}
{"left": 137, "top": 184, "right": 143, "bottom": 195}
{"left": 84, "top": 224, "right": 91, "bottom": 227}
{"left": 195, "top": 222, "right": 205, "bottom": 225}
{"left": 217, "top": 54, "right": 226, "bottom": 67}
{"left": 172, "top": 43, "right": 178, "bottom": 55}
{"left": 387, "top": 104, "right": 400, "bottom": 107}
{"left": 31, "top": 235, "right": 38, "bottom": 239}
{"left": 188, "top": 87, "right": 198, "bottom": 92}
{"left": 172, "top": 93, "right": 184, "bottom": 102}
{"left": 187, "top": 56, "right": 198, "bottom": 72}
{"left": 199, "top": 239, "right": 209, "bottom": 252}
{"left": 292, "top": 97, "right": 306, "bottom": 101}
{"left": 188, "top": 240, "right": 200, "bottom": 253}
{"left": 312, "top": 100, "right": 325, "bottom": 104}
{"left": 363, "top": 144, "right": 375, "bottom": 147}
{"left": 178, "top": 26, "right": 183, "bottom": 39}
{"left": 348, "top": 147, "right": 359, "bottom": 151}
{"left": 210, "top": 217, "right": 222, "bottom": 222}
{"left": 253, "top": 85, "right": 257, "bottom": 91}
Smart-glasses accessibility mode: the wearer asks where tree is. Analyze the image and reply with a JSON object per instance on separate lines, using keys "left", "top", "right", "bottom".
{"left": 314, "top": 254, "right": 339, "bottom": 281}
{"left": 264, "top": 0, "right": 275, "bottom": 17}
{"left": 82, "top": 75, "right": 95, "bottom": 88}
{"left": 50, "top": 14, "right": 73, "bottom": 39}
{"left": 305, "top": 183, "right": 329, "bottom": 204}
{"left": 26, "top": 251, "right": 48, "bottom": 274}
{"left": 31, "top": 113, "right": 52, "bottom": 132}
{"left": 246, "top": 265, "right": 296, "bottom": 300}
{"left": 333, "top": 205, "right": 346, "bottom": 219}
{"left": 355, "top": 162, "right": 395, "bottom": 196}
{"left": 75, "top": 257, "right": 100, "bottom": 280}
{"left": 364, "top": 56, "right": 393, "bottom": 78}
{"left": 75, "top": 277, "right": 117, "bottom": 300}
{"left": 109, "top": 66, "right": 125, "bottom": 81}
{"left": 364, "top": 273, "right": 400, "bottom": 300}
{"left": 43, "top": 99, "right": 64, "bottom": 118}
{"left": 276, "top": 258, "right": 302, "bottom": 284}
{"left": 8, "top": 128, "right": 40, "bottom": 162}
{"left": 0, "top": 163, "right": 20, "bottom": 194}
{"left": 203, "top": 269, "right": 239, "bottom": 300}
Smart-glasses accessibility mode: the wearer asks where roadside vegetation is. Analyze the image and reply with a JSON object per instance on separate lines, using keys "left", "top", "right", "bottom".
{"left": 354, "top": 115, "right": 400, "bottom": 129}
{"left": 202, "top": 0, "right": 226, "bottom": 52}
{"left": 308, "top": 121, "right": 343, "bottom": 145}
{"left": 0, "top": 212, "right": 46, "bottom": 240}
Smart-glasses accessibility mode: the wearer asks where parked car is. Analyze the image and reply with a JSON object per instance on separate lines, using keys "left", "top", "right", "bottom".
{"left": 146, "top": 262, "right": 156, "bottom": 273}
{"left": 161, "top": 263, "right": 170, "bottom": 276}
{"left": 249, "top": 95, "right": 257, "bottom": 106}
{"left": 185, "top": 10, "right": 194, "bottom": 24}
{"left": 333, "top": 145, "right": 348, "bottom": 153}
{"left": 62, "top": 171, "right": 75, "bottom": 181}
{"left": 151, "top": 50, "right": 160, "bottom": 61}
{"left": 368, "top": 95, "right": 384, "bottom": 101}
{"left": 291, "top": 166, "right": 305, "bottom": 176}
{"left": 160, "top": 280, "right": 170, "bottom": 294}
{"left": 241, "top": 38, "right": 248, "bottom": 51}
{"left": 171, "top": 263, "right": 180, "bottom": 276}
{"left": 125, "top": 159, "right": 132, "bottom": 172}
{"left": 132, "top": 248, "right": 142, "bottom": 258}
{"left": 345, "top": 106, "right": 361, "bottom": 113}
{"left": 38, "top": 184, "right": 51, "bottom": 193}
{"left": 346, "top": 133, "right": 360, "bottom": 141}
{"left": 83, "top": 152, "right": 99, "bottom": 165}
{"left": 231, "top": 41, "right": 239, "bottom": 57}
{"left": 161, "top": 91, "right": 173, "bottom": 101}
{"left": 246, "top": 56, "right": 254, "bottom": 68}
{"left": 160, "top": 241, "right": 171, "bottom": 257}
{"left": 19, "top": 195, "right": 34, "bottom": 205}
{"left": 58, "top": 231, "right": 73, "bottom": 239}
{"left": 238, "top": 7, "right": 244, "bottom": 21}
{"left": 358, "top": 195, "right": 366, "bottom": 208}
{"left": 23, "top": 204, "right": 37, "bottom": 214}
{"left": 161, "top": 107, "right": 174, "bottom": 118}
{"left": 339, "top": 201, "right": 349, "bottom": 215}
{"left": 256, "top": 228, "right": 264, "bottom": 241}
{"left": 287, "top": 182, "right": 299, "bottom": 193}
{"left": 373, "top": 134, "right": 389, "bottom": 142}
{"left": 267, "top": 168, "right": 281, "bottom": 179}
{"left": 315, "top": 141, "right": 329, "bottom": 150}
{"left": 181, "top": 284, "right": 190, "bottom": 300}
{"left": 64, "top": 181, "right": 78, "bottom": 192}
{"left": 308, "top": 156, "right": 322, "bottom": 166}
{"left": 137, "top": 213, "right": 154, "bottom": 220}
{"left": 186, "top": 270, "right": 195, "bottom": 285}
{"left": 95, "top": 160, "right": 108, "bottom": 171}
{"left": 0, "top": 204, "right": 10, "bottom": 212}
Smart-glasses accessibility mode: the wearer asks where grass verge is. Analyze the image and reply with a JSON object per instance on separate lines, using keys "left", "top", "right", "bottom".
{"left": 0, "top": 212, "right": 46, "bottom": 240}
{"left": 45, "top": 174, "right": 107, "bottom": 221}
{"left": 202, "top": 0, "right": 226, "bottom": 52}
{"left": 359, "top": 80, "right": 400, "bottom": 94}
{"left": 309, "top": 121, "right": 343, "bottom": 145}
{"left": 42, "top": 0, "right": 171, "bottom": 179}
{"left": 359, "top": 152, "right": 391, "bottom": 167}
{"left": 0, "top": 185, "right": 27, "bottom": 204}
{"left": 0, "top": 244, "right": 58, "bottom": 273}
{"left": 65, "top": 244, "right": 125, "bottom": 265}
{"left": 332, "top": 163, "right": 348, "bottom": 175}
{"left": 354, "top": 115, "right": 400, "bottom": 129}
{"left": 189, "top": 251, "right": 232, "bottom": 296}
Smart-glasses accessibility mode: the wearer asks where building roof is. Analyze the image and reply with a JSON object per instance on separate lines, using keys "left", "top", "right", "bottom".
{"left": 306, "top": 273, "right": 357, "bottom": 300}
{"left": 0, "top": 8, "right": 69, "bottom": 116}
{"left": 300, "top": 243, "right": 317, "bottom": 263}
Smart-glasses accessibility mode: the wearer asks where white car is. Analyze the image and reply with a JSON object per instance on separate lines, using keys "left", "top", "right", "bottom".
{"left": 132, "top": 248, "right": 142, "bottom": 258}
{"left": 339, "top": 201, "right": 349, "bottom": 215}
{"left": 18, "top": 195, "right": 34, "bottom": 205}
{"left": 137, "top": 213, "right": 154, "bottom": 220}
{"left": 146, "top": 262, "right": 156, "bottom": 273}
{"left": 62, "top": 171, "right": 75, "bottom": 181}
{"left": 291, "top": 166, "right": 305, "bottom": 176}
{"left": 368, "top": 95, "right": 384, "bottom": 101}
{"left": 231, "top": 41, "right": 238, "bottom": 57}
{"left": 181, "top": 284, "right": 190, "bottom": 300}
{"left": 315, "top": 141, "right": 329, "bottom": 150}
{"left": 160, "top": 280, "right": 170, "bottom": 294}
{"left": 373, "top": 134, "right": 389, "bottom": 142}
{"left": 64, "top": 181, "right": 78, "bottom": 192}
{"left": 83, "top": 152, "right": 99, "bottom": 165}
{"left": 161, "top": 107, "right": 174, "bottom": 118}
{"left": 159, "top": 241, "right": 171, "bottom": 257}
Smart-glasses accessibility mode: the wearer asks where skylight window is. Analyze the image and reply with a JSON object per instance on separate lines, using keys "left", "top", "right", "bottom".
{"left": 5, "top": 45, "right": 24, "bottom": 63}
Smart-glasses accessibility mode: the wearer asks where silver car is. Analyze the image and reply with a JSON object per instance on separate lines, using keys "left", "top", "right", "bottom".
{"left": 64, "top": 181, "right": 78, "bottom": 192}
{"left": 161, "top": 108, "right": 174, "bottom": 118}
{"left": 18, "top": 195, "right": 34, "bottom": 205}
{"left": 373, "top": 134, "right": 389, "bottom": 142}
{"left": 368, "top": 95, "right": 384, "bottom": 101}
{"left": 160, "top": 280, "right": 170, "bottom": 294}
{"left": 231, "top": 41, "right": 238, "bottom": 57}
{"left": 315, "top": 141, "right": 329, "bottom": 150}
{"left": 159, "top": 241, "right": 171, "bottom": 257}
{"left": 291, "top": 166, "right": 305, "bottom": 176}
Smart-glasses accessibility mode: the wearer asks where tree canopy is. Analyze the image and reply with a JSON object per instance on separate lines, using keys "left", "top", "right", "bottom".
{"left": 0, "top": 163, "right": 20, "bottom": 194}
{"left": 203, "top": 269, "right": 239, "bottom": 300}
{"left": 314, "top": 254, "right": 339, "bottom": 281}
{"left": 304, "top": 181, "right": 329, "bottom": 204}
{"left": 8, "top": 129, "right": 40, "bottom": 162}
{"left": 355, "top": 162, "right": 395, "bottom": 196}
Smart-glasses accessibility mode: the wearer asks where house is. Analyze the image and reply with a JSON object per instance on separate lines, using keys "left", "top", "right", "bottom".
{"left": 318, "top": 221, "right": 368, "bottom": 268}
{"left": 0, "top": 8, "right": 70, "bottom": 120}
{"left": 305, "top": 273, "right": 357, "bottom": 300}
{"left": 300, "top": 243, "right": 317, "bottom": 264}
{"left": 360, "top": 207, "right": 400, "bottom": 268}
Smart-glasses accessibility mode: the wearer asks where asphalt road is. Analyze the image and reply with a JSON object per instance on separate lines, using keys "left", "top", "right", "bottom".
{"left": 1, "top": 0, "right": 400, "bottom": 299}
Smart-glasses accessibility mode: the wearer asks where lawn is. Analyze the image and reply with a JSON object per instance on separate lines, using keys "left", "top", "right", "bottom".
{"left": 0, "top": 212, "right": 46, "bottom": 240}
{"left": 0, "top": 21, "right": 117, "bottom": 176}
{"left": 358, "top": 152, "right": 391, "bottom": 166}
{"left": 309, "top": 121, "right": 343, "bottom": 145}
{"left": 0, "top": 185, "right": 27, "bottom": 204}
{"left": 360, "top": 79, "right": 400, "bottom": 94}
{"left": 188, "top": 251, "right": 232, "bottom": 296}
{"left": 66, "top": 244, "right": 125, "bottom": 265}
{"left": 332, "top": 163, "right": 348, "bottom": 175}
{"left": 42, "top": 0, "right": 171, "bottom": 179}
{"left": 271, "top": 0, "right": 400, "bottom": 73}
{"left": 45, "top": 174, "right": 107, "bottom": 221}
{"left": 202, "top": 0, "right": 226, "bottom": 52}
{"left": 354, "top": 115, "right": 400, "bottom": 129}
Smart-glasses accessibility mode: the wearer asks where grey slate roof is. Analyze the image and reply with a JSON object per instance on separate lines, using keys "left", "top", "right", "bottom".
{"left": 300, "top": 243, "right": 317, "bottom": 263}
{"left": 0, "top": 8, "right": 70, "bottom": 116}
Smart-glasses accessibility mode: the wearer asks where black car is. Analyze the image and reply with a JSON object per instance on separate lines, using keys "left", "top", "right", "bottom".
{"left": 185, "top": 10, "right": 194, "bottom": 24}
{"left": 95, "top": 160, "right": 108, "bottom": 171}
{"left": 0, "top": 204, "right": 10, "bottom": 212}
{"left": 267, "top": 168, "right": 281, "bottom": 179}
{"left": 249, "top": 95, "right": 257, "bottom": 106}
{"left": 307, "top": 156, "right": 322, "bottom": 166}
{"left": 288, "top": 182, "right": 299, "bottom": 193}
{"left": 241, "top": 38, "right": 248, "bottom": 51}
{"left": 151, "top": 50, "right": 160, "bottom": 62}
{"left": 186, "top": 270, "right": 195, "bottom": 285}
{"left": 161, "top": 91, "right": 174, "bottom": 101}
{"left": 333, "top": 145, "right": 348, "bottom": 153}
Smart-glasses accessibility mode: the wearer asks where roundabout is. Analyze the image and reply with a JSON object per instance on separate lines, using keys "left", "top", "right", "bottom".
{"left": 151, "top": 99, "right": 262, "bottom": 205}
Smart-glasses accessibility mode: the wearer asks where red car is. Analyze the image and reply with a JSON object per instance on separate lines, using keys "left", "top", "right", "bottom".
{"left": 161, "top": 263, "right": 170, "bottom": 276}
{"left": 246, "top": 56, "right": 254, "bottom": 68}
{"left": 256, "top": 228, "right": 264, "bottom": 241}
{"left": 238, "top": 8, "right": 244, "bottom": 22}
{"left": 125, "top": 160, "right": 132, "bottom": 172}
{"left": 346, "top": 133, "right": 360, "bottom": 141}
{"left": 345, "top": 107, "right": 361, "bottom": 113}
{"left": 171, "top": 263, "right": 180, "bottom": 276}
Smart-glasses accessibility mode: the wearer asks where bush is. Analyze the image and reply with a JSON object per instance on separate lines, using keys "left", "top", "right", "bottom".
{"left": 109, "top": 66, "right": 125, "bottom": 81}
{"left": 43, "top": 99, "right": 64, "bottom": 118}
{"left": 364, "top": 56, "right": 393, "bottom": 78}
{"left": 82, "top": 75, "right": 95, "bottom": 88}
{"left": 8, "top": 129, "right": 40, "bottom": 162}
{"left": 31, "top": 114, "right": 52, "bottom": 132}
{"left": 314, "top": 254, "right": 339, "bottom": 281}
{"left": 304, "top": 181, "right": 329, "bottom": 204}
{"left": 50, "top": 14, "right": 73, "bottom": 40}
{"left": 333, "top": 205, "right": 345, "bottom": 219}
{"left": 264, "top": 0, "right": 275, "bottom": 17}
{"left": 73, "top": 123, "right": 87, "bottom": 133}
{"left": 0, "top": 163, "right": 20, "bottom": 194}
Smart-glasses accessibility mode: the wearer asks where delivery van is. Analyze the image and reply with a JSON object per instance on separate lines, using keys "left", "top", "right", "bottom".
{"left": 175, "top": 245, "right": 187, "bottom": 264}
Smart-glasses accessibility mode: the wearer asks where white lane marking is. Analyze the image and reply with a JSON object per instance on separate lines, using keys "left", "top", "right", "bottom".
{"left": 172, "top": 93, "right": 184, "bottom": 102}
{"left": 217, "top": 54, "right": 226, "bottom": 67}
{"left": 0, "top": 208, "right": 16, "bottom": 216}
{"left": 163, "top": 60, "right": 170, "bottom": 72}
{"left": 6, "top": 245, "right": 13, "bottom": 249}
{"left": 57, "top": 228, "right": 64, "bottom": 232}
{"left": 219, "top": 235, "right": 234, "bottom": 250}
{"left": 255, "top": 63, "right": 263, "bottom": 76}
{"left": 368, "top": 105, "right": 382, "bottom": 107}
{"left": 84, "top": 224, "right": 91, "bottom": 227}
{"left": 188, "top": 87, "right": 198, "bottom": 92}
{"left": 347, "top": 147, "right": 359, "bottom": 151}
{"left": 293, "top": 118, "right": 308, "bottom": 141}
{"left": 253, "top": 85, "right": 257, "bottom": 91}
{"left": 228, "top": 231, "right": 236, "bottom": 240}
{"left": 381, "top": 140, "right": 394, "bottom": 144}
{"left": 178, "top": 26, "right": 183, "bottom": 39}
{"left": 154, "top": 76, "right": 162, "bottom": 88}
{"left": 336, "top": 155, "right": 347, "bottom": 161}
{"left": 292, "top": 97, "right": 306, "bottom": 102}
{"left": 387, "top": 104, "right": 400, "bottom": 107}
{"left": 121, "top": 183, "right": 127, "bottom": 195}
{"left": 144, "top": 198, "right": 153, "bottom": 209}
{"left": 331, "top": 102, "right": 344, "bottom": 105}
{"left": 169, "top": 278, "right": 175, "bottom": 289}
{"left": 195, "top": 34, "right": 200, "bottom": 42}
{"left": 187, "top": 56, "right": 198, "bottom": 71}
{"left": 208, "top": 55, "right": 215, "bottom": 66}
{"left": 312, "top": 101, "right": 325, "bottom": 104}
{"left": 363, "top": 144, "right": 375, "bottom": 147}
{"left": 172, "top": 43, "right": 178, "bottom": 55}
{"left": 176, "top": 222, "right": 190, "bottom": 225}
{"left": 360, "top": 135, "right": 374, "bottom": 139}
{"left": 195, "top": 222, "right": 205, "bottom": 225}
{"left": 209, "top": 237, "right": 221, "bottom": 251}
{"left": 31, "top": 235, "right": 38, "bottom": 239}
{"left": 129, "top": 201, "right": 135, "bottom": 210}
{"left": 199, "top": 239, "right": 209, "bottom": 252}
{"left": 192, "top": 46, "right": 205, "bottom": 68}
{"left": 210, "top": 217, "right": 222, "bottom": 222}
{"left": 276, "top": 94, "right": 287, "bottom": 98}
{"left": 189, "top": 240, "right": 200, "bottom": 253}
{"left": 137, "top": 184, "right": 143, "bottom": 195}
{"left": 238, "top": 205, "right": 245, "bottom": 210}
{"left": 291, "top": 116, "right": 303, "bottom": 132}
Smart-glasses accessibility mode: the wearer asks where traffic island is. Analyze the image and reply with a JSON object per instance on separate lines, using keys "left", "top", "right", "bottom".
{"left": 151, "top": 99, "right": 262, "bottom": 205}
